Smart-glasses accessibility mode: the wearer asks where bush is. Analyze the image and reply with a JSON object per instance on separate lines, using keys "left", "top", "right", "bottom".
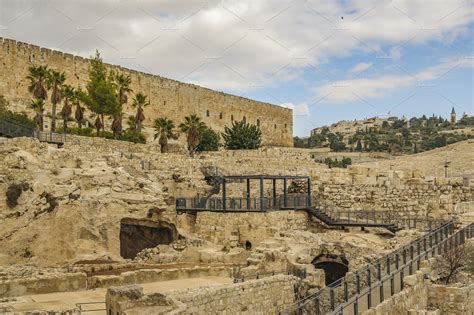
{"left": 57, "top": 127, "right": 94, "bottom": 137}
{"left": 318, "top": 157, "right": 352, "bottom": 168}
{"left": 196, "top": 127, "right": 220, "bottom": 152}
{"left": 6, "top": 182, "right": 30, "bottom": 208}
{"left": 0, "top": 111, "right": 36, "bottom": 128}
{"left": 222, "top": 120, "right": 262, "bottom": 150}
{"left": 119, "top": 130, "right": 146, "bottom": 144}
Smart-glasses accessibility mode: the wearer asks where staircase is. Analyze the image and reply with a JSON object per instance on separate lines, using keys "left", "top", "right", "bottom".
{"left": 307, "top": 207, "right": 402, "bottom": 233}
{"left": 0, "top": 118, "right": 65, "bottom": 147}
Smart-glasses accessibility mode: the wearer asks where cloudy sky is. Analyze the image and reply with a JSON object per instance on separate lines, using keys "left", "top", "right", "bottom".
{"left": 1, "top": 0, "right": 473, "bottom": 136}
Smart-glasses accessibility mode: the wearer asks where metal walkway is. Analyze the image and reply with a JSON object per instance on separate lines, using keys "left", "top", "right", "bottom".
{"left": 176, "top": 175, "right": 402, "bottom": 233}
{"left": 0, "top": 118, "right": 66, "bottom": 147}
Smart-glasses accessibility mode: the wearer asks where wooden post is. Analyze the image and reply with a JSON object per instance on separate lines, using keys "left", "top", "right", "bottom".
{"left": 260, "top": 177, "right": 264, "bottom": 211}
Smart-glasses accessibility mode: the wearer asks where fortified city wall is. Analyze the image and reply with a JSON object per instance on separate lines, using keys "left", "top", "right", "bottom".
{"left": 0, "top": 37, "right": 293, "bottom": 146}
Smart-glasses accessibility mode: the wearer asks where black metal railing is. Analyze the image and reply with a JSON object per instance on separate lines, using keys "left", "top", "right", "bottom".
{"left": 318, "top": 208, "right": 446, "bottom": 231}
{"left": 278, "top": 220, "right": 469, "bottom": 314}
{"left": 176, "top": 194, "right": 310, "bottom": 212}
{"left": 0, "top": 118, "right": 67, "bottom": 145}
{"left": 333, "top": 222, "right": 473, "bottom": 315}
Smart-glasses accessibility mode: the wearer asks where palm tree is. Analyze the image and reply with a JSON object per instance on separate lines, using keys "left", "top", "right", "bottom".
{"left": 111, "top": 112, "right": 123, "bottom": 139}
{"left": 132, "top": 92, "right": 149, "bottom": 134}
{"left": 73, "top": 89, "right": 85, "bottom": 129}
{"left": 127, "top": 115, "right": 137, "bottom": 132}
{"left": 179, "top": 114, "right": 206, "bottom": 157}
{"left": 115, "top": 73, "right": 132, "bottom": 105}
{"left": 60, "top": 85, "right": 74, "bottom": 131}
{"left": 30, "top": 99, "right": 45, "bottom": 131}
{"left": 46, "top": 70, "right": 66, "bottom": 132}
{"left": 154, "top": 117, "right": 175, "bottom": 153}
{"left": 94, "top": 116, "right": 103, "bottom": 136}
{"left": 27, "top": 65, "right": 49, "bottom": 101}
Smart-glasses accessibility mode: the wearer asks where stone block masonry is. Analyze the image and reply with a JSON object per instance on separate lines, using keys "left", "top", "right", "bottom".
{"left": 106, "top": 275, "right": 299, "bottom": 314}
{"left": 0, "top": 37, "right": 293, "bottom": 147}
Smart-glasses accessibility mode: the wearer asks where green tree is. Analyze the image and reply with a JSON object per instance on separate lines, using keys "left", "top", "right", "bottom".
{"left": 196, "top": 127, "right": 220, "bottom": 152}
{"left": 132, "top": 92, "right": 149, "bottom": 134}
{"left": 73, "top": 89, "right": 85, "bottom": 129}
{"left": 154, "top": 117, "right": 175, "bottom": 153}
{"left": 30, "top": 99, "right": 45, "bottom": 131}
{"left": 179, "top": 114, "right": 207, "bottom": 156}
{"left": 111, "top": 111, "right": 123, "bottom": 139}
{"left": 127, "top": 115, "right": 137, "bottom": 132}
{"left": 115, "top": 73, "right": 133, "bottom": 105}
{"left": 293, "top": 136, "right": 307, "bottom": 148}
{"left": 356, "top": 139, "right": 363, "bottom": 152}
{"left": 94, "top": 116, "right": 103, "bottom": 136}
{"left": 46, "top": 70, "right": 66, "bottom": 132}
{"left": 222, "top": 120, "right": 262, "bottom": 150}
{"left": 27, "top": 65, "right": 49, "bottom": 101}
{"left": 81, "top": 51, "right": 120, "bottom": 133}
{"left": 60, "top": 85, "right": 74, "bottom": 131}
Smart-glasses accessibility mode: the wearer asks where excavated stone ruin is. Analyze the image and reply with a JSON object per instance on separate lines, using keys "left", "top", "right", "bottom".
{"left": 119, "top": 218, "right": 178, "bottom": 259}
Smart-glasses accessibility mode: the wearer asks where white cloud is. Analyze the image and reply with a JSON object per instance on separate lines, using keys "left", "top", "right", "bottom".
{"left": 281, "top": 102, "right": 310, "bottom": 116}
{"left": 314, "top": 57, "right": 474, "bottom": 103}
{"left": 0, "top": 0, "right": 472, "bottom": 94}
{"left": 350, "top": 62, "right": 373, "bottom": 74}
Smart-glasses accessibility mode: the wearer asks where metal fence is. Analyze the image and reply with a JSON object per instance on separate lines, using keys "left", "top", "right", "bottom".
{"left": 320, "top": 208, "right": 446, "bottom": 231}
{"left": 176, "top": 194, "right": 310, "bottom": 212}
{"left": 278, "top": 220, "right": 473, "bottom": 315}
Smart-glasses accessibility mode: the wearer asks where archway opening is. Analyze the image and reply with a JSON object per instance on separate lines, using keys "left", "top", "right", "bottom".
{"left": 244, "top": 241, "right": 252, "bottom": 250}
{"left": 119, "top": 218, "right": 178, "bottom": 259}
{"left": 312, "top": 254, "right": 349, "bottom": 285}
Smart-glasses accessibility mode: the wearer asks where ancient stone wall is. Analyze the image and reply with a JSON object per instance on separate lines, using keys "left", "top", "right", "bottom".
{"left": 169, "top": 275, "right": 298, "bottom": 314}
{"left": 0, "top": 272, "right": 87, "bottom": 298}
{"left": 428, "top": 284, "right": 474, "bottom": 314}
{"left": 106, "top": 275, "right": 299, "bottom": 314}
{"left": 0, "top": 37, "right": 293, "bottom": 146}
{"left": 194, "top": 210, "right": 309, "bottom": 247}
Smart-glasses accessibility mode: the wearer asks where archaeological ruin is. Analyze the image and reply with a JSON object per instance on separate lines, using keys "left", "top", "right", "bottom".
{"left": 0, "top": 130, "right": 472, "bottom": 314}
{"left": 0, "top": 37, "right": 473, "bottom": 315}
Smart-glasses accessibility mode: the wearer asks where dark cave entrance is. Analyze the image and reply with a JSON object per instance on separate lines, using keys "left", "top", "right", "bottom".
{"left": 244, "top": 241, "right": 252, "bottom": 250}
{"left": 119, "top": 218, "right": 178, "bottom": 259}
{"left": 312, "top": 254, "right": 349, "bottom": 285}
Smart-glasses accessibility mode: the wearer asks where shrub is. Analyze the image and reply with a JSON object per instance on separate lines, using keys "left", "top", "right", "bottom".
{"left": 196, "top": 127, "right": 220, "bottom": 152}
{"left": 119, "top": 130, "right": 146, "bottom": 144}
{"left": 318, "top": 157, "right": 352, "bottom": 168}
{"left": 222, "top": 120, "right": 262, "bottom": 150}
{"left": 0, "top": 110, "right": 36, "bottom": 128}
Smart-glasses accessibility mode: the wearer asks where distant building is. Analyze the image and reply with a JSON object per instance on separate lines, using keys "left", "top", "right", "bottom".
{"left": 451, "top": 107, "right": 457, "bottom": 124}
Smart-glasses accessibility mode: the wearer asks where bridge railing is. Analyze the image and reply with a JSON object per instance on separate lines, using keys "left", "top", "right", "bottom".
{"left": 278, "top": 219, "right": 462, "bottom": 314}
{"left": 0, "top": 118, "right": 71, "bottom": 145}
{"left": 0, "top": 118, "right": 36, "bottom": 138}
{"left": 333, "top": 222, "right": 473, "bottom": 315}
{"left": 176, "top": 194, "right": 310, "bottom": 212}
{"left": 313, "top": 200, "right": 447, "bottom": 231}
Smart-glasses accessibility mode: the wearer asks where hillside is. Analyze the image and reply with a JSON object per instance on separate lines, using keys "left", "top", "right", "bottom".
{"left": 360, "top": 140, "right": 474, "bottom": 178}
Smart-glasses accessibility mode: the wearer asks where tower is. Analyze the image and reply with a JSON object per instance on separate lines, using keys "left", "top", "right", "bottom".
{"left": 450, "top": 107, "right": 456, "bottom": 124}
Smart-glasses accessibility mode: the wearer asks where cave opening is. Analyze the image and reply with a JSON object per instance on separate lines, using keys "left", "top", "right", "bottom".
{"left": 244, "top": 241, "right": 252, "bottom": 250}
{"left": 312, "top": 254, "right": 349, "bottom": 285}
{"left": 119, "top": 218, "right": 178, "bottom": 259}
